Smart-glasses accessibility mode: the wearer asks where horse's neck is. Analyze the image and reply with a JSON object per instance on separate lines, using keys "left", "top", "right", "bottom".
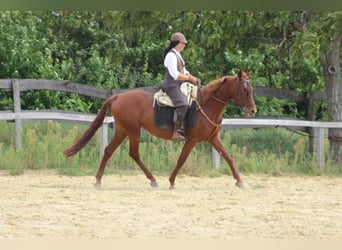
{"left": 198, "top": 87, "right": 229, "bottom": 120}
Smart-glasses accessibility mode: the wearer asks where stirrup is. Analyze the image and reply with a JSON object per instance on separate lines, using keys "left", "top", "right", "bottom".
{"left": 171, "top": 130, "right": 186, "bottom": 141}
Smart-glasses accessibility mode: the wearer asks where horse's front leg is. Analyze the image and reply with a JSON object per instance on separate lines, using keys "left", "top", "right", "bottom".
{"left": 169, "top": 140, "right": 197, "bottom": 189}
{"left": 209, "top": 134, "right": 244, "bottom": 188}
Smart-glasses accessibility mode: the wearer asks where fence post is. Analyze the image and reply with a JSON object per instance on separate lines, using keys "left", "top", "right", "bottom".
{"left": 212, "top": 131, "right": 220, "bottom": 169}
{"left": 212, "top": 147, "right": 220, "bottom": 169}
{"left": 314, "top": 127, "right": 326, "bottom": 172}
{"left": 12, "top": 79, "right": 23, "bottom": 151}
{"left": 99, "top": 123, "right": 108, "bottom": 161}
{"left": 307, "top": 94, "right": 315, "bottom": 153}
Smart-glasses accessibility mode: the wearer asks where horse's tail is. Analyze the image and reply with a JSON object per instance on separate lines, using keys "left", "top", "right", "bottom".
{"left": 64, "top": 94, "right": 118, "bottom": 157}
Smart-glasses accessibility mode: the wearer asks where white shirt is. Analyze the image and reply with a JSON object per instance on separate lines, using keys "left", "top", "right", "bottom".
{"left": 164, "top": 48, "right": 189, "bottom": 80}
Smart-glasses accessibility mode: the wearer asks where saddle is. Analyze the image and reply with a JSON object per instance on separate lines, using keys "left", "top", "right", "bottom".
{"left": 153, "top": 82, "right": 198, "bottom": 130}
{"left": 153, "top": 82, "right": 198, "bottom": 108}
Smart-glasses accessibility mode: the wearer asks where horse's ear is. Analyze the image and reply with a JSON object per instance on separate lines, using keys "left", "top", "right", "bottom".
{"left": 247, "top": 69, "right": 252, "bottom": 77}
{"left": 237, "top": 69, "right": 242, "bottom": 78}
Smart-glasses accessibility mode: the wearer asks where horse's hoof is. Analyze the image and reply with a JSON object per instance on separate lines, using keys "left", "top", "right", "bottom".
{"left": 169, "top": 185, "right": 176, "bottom": 190}
{"left": 150, "top": 181, "right": 158, "bottom": 188}
{"left": 236, "top": 181, "right": 245, "bottom": 189}
{"left": 94, "top": 183, "right": 102, "bottom": 189}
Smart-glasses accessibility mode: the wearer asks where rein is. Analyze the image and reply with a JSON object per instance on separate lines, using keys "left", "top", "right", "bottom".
{"left": 193, "top": 76, "right": 253, "bottom": 141}
{"left": 194, "top": 98, "right": 221, "bottom": 128}
{"left": 211, "top": 95, "right": 228, "bottom": 105}
{"left": 194, "top": 98, "right": 222, "bottom": 141}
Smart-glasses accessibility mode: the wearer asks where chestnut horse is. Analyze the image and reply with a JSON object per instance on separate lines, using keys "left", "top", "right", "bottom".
{"left": 64, "top": 69, "right": 257, "bottom": 189}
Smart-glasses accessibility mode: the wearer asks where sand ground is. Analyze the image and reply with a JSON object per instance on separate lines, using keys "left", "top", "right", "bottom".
{"left": 0, "top": 171, "right": 341, "bottom": 239}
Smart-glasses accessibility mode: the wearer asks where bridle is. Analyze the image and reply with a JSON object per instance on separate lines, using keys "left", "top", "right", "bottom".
{"left": 193, "top": 76, "right": 254, "bottom": 141}
{"left": 210, "top": 77, "right": 255, "bottom": 110}
{"left": 236, "top": 78, "right": 255, "bottom": 111}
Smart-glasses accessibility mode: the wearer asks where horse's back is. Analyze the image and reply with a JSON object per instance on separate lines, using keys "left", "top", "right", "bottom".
{"left": 110, "top": 89, "right": 154, "bottom": 122}
{"left": 112, "top": 89, "right": 152, "bottom": 107}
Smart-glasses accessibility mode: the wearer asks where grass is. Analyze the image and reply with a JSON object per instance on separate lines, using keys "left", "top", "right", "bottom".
{"left": 0, "top": 120, "right": 341, "bottom": 177}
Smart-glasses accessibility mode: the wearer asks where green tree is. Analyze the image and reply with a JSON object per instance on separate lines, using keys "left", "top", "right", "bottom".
{"left": 288, "top": 11, "right": 342, "bottom": 165}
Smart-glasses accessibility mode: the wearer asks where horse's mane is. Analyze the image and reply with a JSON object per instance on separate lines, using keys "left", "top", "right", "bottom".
{"left": 199, "top": 75, "right": 235, "bottom": 103}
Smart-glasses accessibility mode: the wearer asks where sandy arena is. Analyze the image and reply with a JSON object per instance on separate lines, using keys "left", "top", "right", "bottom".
{"left": 0, "top": 170, "right": 341, "bottom": 239}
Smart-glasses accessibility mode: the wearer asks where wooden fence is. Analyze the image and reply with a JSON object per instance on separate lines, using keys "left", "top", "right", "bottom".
{"left": 1, "top": 79, "right": 341, "bottom": 171}
{"left": 213, "top": 118, "right": 342, "bottom": 171}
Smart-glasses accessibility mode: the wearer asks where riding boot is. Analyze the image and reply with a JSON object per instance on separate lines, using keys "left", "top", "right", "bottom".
{"left": 171, "top": 106, "right": 188, "bottom": 141}
{"left": 171, "top": 121, "right": 186, "bottom": 140}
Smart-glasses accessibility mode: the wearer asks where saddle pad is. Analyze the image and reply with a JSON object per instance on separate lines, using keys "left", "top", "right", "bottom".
{"left": 153, "top": 100, "right": 198, "bottom": 130}
{"left": 153, "top": 82, "right": 198, "bottom": 108}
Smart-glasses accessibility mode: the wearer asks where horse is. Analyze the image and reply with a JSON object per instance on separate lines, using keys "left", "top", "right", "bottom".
{"left": 64, "top": 69, "right": 257, "bottom": 189}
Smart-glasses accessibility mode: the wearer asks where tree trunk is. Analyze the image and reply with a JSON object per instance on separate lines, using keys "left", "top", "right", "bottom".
{"left": 319, "top": 17, "right": 342, "bottom": 166}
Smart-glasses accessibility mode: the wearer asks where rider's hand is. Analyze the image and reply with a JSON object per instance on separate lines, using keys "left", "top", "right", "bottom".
{"left": 189, "top": 75, "right": 201, "bottom": 86}
{"left": 195, "top": 77, "right": 201, "bottom": 86}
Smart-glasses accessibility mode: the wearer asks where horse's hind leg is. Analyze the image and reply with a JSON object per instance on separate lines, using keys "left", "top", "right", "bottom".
{"left": 95, "top": 129, "right": 127, "bottom": 187}
{"left": 169, "top": 140, "right": 197, "bottom": 189}
{"left": 128, "top": 133, "right": 157, "bottom": 187}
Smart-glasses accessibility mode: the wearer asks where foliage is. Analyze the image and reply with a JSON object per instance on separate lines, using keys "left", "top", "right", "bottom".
{"left": 0, "top": 11, "right": 337, "bottom": 119}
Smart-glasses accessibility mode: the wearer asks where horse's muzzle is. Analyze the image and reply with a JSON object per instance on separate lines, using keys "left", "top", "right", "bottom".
{"left": 243, "top": 105, "right": 257, "bottom": 117}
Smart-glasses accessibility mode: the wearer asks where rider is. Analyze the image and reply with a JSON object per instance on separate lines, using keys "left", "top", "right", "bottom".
{"left": 161, "top": 32, "right": 201, "bottom": 140}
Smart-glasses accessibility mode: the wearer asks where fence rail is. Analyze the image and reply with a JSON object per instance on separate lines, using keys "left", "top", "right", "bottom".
{"left": 0, "top": 110, "right": 114, "bottom": 160}
{"left": 1, "top": 78, "right": 340, "bottom": 171}
{"left": 214, "top": 118, "right": 342, "bottom": 171}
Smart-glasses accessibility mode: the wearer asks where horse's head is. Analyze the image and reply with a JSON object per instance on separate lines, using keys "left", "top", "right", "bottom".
{"left": 233, "top": 69, "right": 257, "bottom": 117}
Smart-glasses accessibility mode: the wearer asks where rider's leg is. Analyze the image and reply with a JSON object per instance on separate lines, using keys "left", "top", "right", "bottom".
{"left": 171, "top": 105, "right": 188, "bottom": 140}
